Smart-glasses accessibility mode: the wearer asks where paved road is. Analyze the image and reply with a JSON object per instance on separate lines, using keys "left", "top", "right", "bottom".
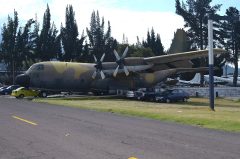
{"left": 0, "top": 96, "right": 240, "bottom": 159}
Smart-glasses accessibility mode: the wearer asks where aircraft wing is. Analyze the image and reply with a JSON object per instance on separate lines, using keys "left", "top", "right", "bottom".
{"left": 144, "top": 49, "right": 226, "bottom": 65}
{"left": 100, "top": 49, "right": 226, "bottom": 78}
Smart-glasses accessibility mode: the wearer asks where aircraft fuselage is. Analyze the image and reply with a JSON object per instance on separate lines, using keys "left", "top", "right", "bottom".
{"left": 16, "top": 61, "right": 167, "bottom": 92}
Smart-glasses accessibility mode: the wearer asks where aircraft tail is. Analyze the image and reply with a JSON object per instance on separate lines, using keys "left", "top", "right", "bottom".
{"left": 190, "top": 73, "right": 201, "bottom": 83}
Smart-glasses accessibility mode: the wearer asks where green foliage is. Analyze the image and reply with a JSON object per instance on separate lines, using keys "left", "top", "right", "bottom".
{"left": 115, "top": 44, "right": 154, "bottom": 58}
{"left": 0, "top": 1, "right": 235, "bottom": 82}
{"left": 37, "top": 4, "right": 60, "bottom": 61}
{"left": 142, "top": 28, "right": 165, "bottom": 56}
{"left": 86, "top": 11, "right": 117, "bottom": 62}
{"left": 0, "top": 10, "right": 38, "bottom": 83}
{"left": 175, "top": 0, "right": 222, "bottom": 50}
{"left": 61, "top": 5, "right": 85, "bottom": 62}
{"left": 175, "top": 0, "right": 225, "bottom": 85}
{"left": 1, "top": 10, "right": 19, "bottom": 71}
{"left": 15, "top": 19, "right": 35, "bottom": 69}
{"left": 130, "top": 47, "right": 154, "bottom": 57}
{"left": 220, "top": 7, "right": 240, "bottom": 86}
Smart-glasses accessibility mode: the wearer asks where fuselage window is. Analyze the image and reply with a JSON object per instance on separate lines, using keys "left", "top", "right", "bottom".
{"left": 36, "top": 64, "right": 44, "bottom": 71}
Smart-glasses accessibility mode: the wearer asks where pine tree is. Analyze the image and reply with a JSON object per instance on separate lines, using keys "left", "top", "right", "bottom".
{"left": 221, "top": 7, "right": 240, "bottom": 86}
{"left": 175, "top": 0, "right": 222, "bottom": 86}
{"left": 15, "top": 19, "right": 35, "bottom": 69}
{"left": 37, "top": 4, "right": 60, "bottom": 61}
{"left": 86, "top": 10, "right": 117, "bottom": 62}
{"left": 61, "top": 5, "right": 84, "bottom": 62}
{"left": 0, "top": 10, "right": 19, "bottom": 83}
{"left": 142, "top": 28, "right": 164, "bottom": 56}
{"left": 29, "top": 15, "right": 40, "bottom": 63}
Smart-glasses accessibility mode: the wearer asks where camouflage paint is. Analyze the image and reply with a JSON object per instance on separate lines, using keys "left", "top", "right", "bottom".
{"left": 16, "top": 49, "right": 226, "bottom": 92}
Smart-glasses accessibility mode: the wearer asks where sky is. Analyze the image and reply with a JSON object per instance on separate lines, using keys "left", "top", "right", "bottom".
{"left": 0, "top": 0, "right": 239, "bottom": 50}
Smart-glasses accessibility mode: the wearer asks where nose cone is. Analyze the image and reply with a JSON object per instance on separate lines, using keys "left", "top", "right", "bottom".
{"left": 15, "top": 74, "right": 30, "bottom": 87}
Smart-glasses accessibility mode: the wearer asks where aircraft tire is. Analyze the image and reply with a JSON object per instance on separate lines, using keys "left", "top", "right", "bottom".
{"left": 18, "top": 94, "right": 24, "bottom": 99}
{"left": 40, "top": 91, "right": 48, "bottom": 98}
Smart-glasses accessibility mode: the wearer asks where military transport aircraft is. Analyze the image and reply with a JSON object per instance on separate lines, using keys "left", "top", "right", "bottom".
{"left": 15, "top": 47, "right": 226, "bottom": 96}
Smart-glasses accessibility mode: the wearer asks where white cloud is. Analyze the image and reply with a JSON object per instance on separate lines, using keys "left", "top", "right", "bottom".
{"left": 0, "top": 0, "right": 184, "bottom": 49}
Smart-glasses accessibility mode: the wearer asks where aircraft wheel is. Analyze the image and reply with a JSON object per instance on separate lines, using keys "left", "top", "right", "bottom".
{"left": 40, "top": 91, "right": 48, "bottom": 98}
{"left": 18, "top": 94, "right": 24, "bottom": 99}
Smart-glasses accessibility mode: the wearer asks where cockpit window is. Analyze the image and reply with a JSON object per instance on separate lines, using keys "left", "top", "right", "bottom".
{"left": 29, "top": 64, "right": 44, "bottom": 71}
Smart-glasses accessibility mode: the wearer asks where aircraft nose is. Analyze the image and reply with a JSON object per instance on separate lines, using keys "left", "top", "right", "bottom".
{"left": 15, "top": 74, "right": 30, "bottom": 87}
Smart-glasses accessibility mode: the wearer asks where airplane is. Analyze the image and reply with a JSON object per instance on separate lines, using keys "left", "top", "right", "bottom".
{"left": 178, "top": 73, "right": 228, "bottom": 86}
{"left": 177, "top": 73, "right": 202, "bottom": 86}
{"left": 15, "top": 47, "right": 226, "bottom": 96}
{"left": 204, "top": 75, "right": 240, "bottom": 87}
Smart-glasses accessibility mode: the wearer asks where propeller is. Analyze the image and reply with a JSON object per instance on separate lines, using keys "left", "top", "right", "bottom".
{"left": 113, "top": 47, "right": 129, "bottom": 77}
{"left": 92, "top": 53, "right": 106, "bottom": 79}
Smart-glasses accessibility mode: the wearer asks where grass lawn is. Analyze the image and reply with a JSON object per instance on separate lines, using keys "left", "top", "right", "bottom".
{"left": 34, "top": 97, "right": 240, "bottom": 132}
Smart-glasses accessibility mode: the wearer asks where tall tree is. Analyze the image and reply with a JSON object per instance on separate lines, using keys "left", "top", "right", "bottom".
{"left": 29, "top": 15, "right": 40, "bottom": 63}
{"left": 14, "top": 19, "right": 35, "bottom": 69}
{"left": 86, "top": 10, "right": 117, "bottom": 62}
{"left": 0, "top": 10, "right": 19, "bottom": 83}
{"left": 175, "top": 0, "right": 222, "bottom": 86}
{"left": 142, "top": 28, "right": 164, "bottom": 56}
{"left": 221, "top": 7, "right": 240, "bottom": 86}
{"left": 61, "top": 5, "right": 84, "bottom": 62}
{"left": 37, "top": 4, "right": 60, "bottom": 61}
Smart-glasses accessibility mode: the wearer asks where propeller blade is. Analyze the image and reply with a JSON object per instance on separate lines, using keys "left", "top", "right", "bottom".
{"left": 122, "top": 46, "right": 129, "bottom": 58}
{"left": 123, "top": 66, "right": 129, "bottom": 76}
{"left": 93, "top": 55, "right": 97, "bottom": 63}
{"left": 113, "top": 65, "right": 120, "bottom": 77}
{"left": 114, "top": 50, "right": 120, "bottom": 60}
{"left": 92, "top": 71, "right": 97, "bottom": 79}
{"left": 100, "top": 71, "right": 105, "bottom": 79}
{"left": 100, "top": 53, "right": 105, "bottom": 62}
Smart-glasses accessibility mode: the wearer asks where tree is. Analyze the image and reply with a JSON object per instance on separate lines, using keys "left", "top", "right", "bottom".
{"left": 130, "top": 47, "right": 154, "bottom": 57}
{"left": 0, "top": 10, "right": 19, "bottom": 83}
{"left": 29, "top": 15, "right": 40, "bottom": 63}
{"left": 86, "top": 10, "right": 117, "bottom": 62}
{"left": 142, "top": 28, "right": 164, "bottom": 56}
{"left": 61, "top": 5, "right": 85, "bottom": 62}
{"left": 221, "top": 7, "right": 240, "bottom": 86}
{"left": 14, "top": 19, "right": 35, "bottom": 69}
{"left": 37, "top": 4, "right": 60, "bottom": 61}
{"left": 175, "top": 0, "right": 222, "bottom": 86}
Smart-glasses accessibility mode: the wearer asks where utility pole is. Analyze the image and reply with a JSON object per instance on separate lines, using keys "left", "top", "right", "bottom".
{"left": 208, "top": 18, "right": 214, "bottom": 111}
{"left": 208, "top": 15, "right": 240, "bottom": 111}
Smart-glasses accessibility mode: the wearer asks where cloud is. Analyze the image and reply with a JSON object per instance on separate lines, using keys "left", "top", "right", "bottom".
{"left": 0, "top": 0, "right": 184, "bottom": 49}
